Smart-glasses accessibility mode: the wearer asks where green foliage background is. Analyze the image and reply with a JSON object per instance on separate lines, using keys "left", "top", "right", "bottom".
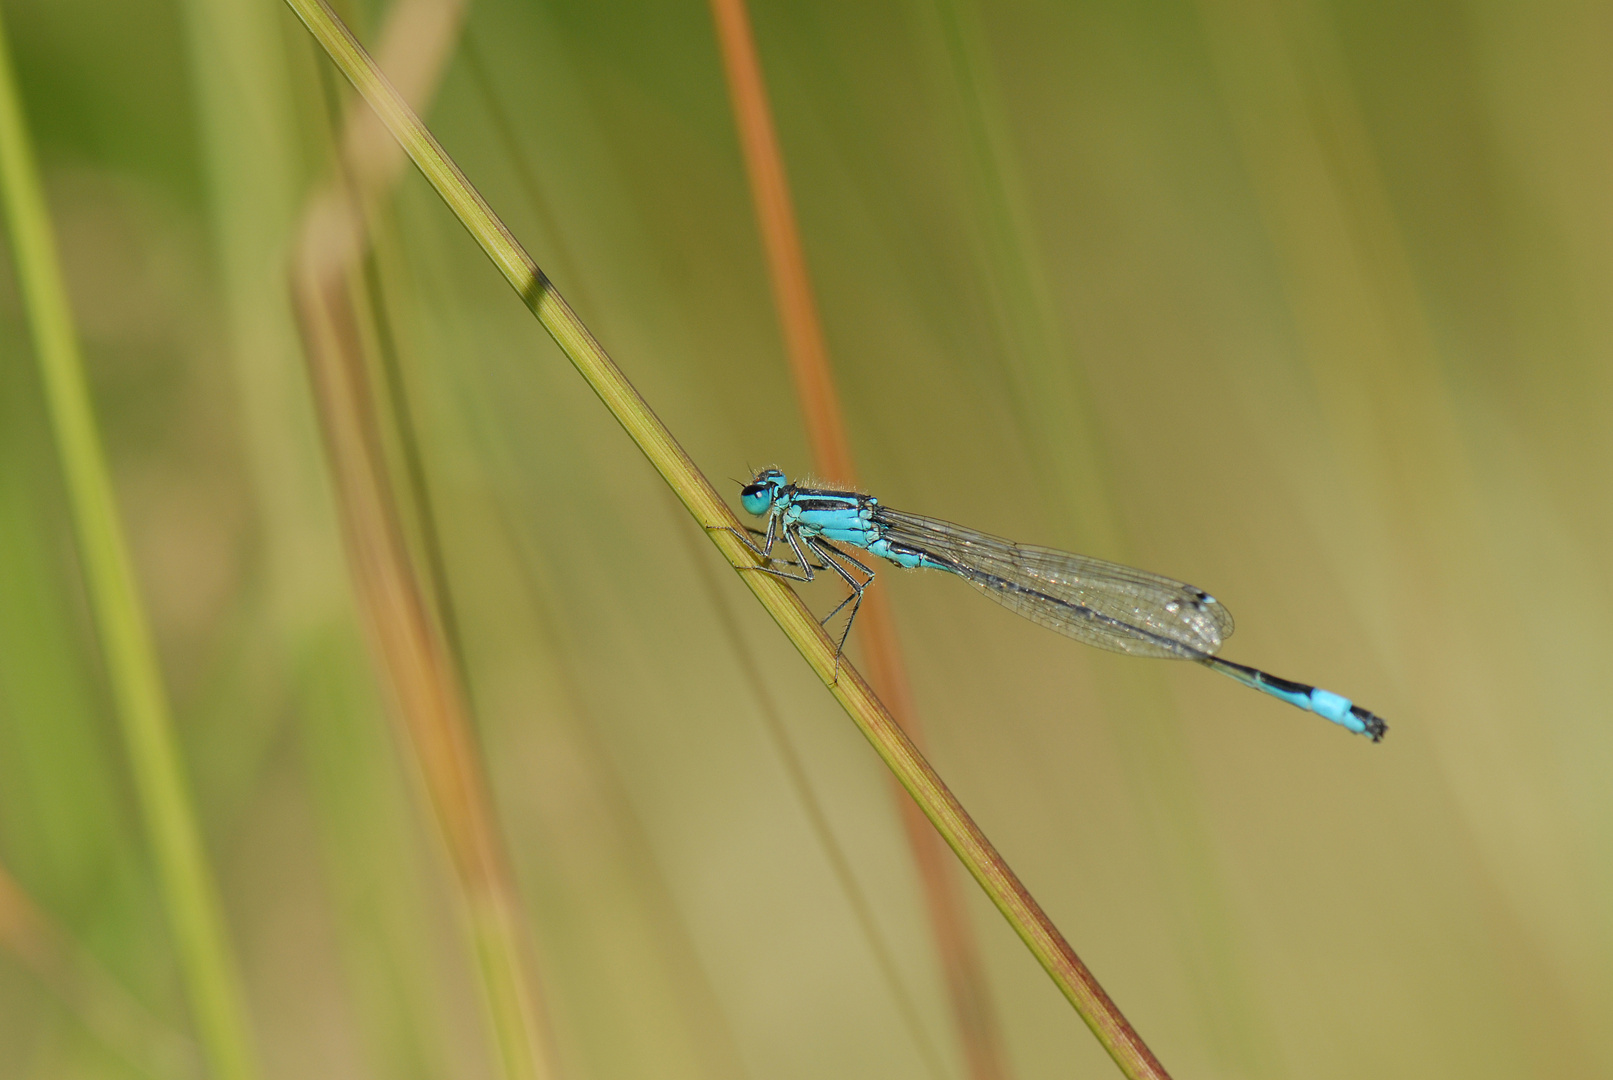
{"left": 2, "top": 0, "right": 1610, "bottom": 1077}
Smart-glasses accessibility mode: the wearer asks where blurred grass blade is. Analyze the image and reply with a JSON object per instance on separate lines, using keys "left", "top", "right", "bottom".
{"left": 0, "top": 862, "right": 199, "bottom": 1079}
{"left": 290, "top": 4, "right": 562, "bottom": 1079}
{"left": 177, "top": 0, "right": 481, "bottom": 1070}
{"left": 281, "top": 1, "right": 1172, "bottom": 1075}
{"left": 0, "top": 9, "right": 259, "bottom": 1080}
{"left": 291, "top": 230, "right": 560, "bottom": 1080}
{"left": 929, "top": 0, "right": 1115, "bottom": 547}
{"left": 923, "top": 3, "right": 1288, "bottom": 1074}
{"left": 705, "top": 2, "right": 1012, "bottom": 1077}
{"left": 704, "top": 0, "right": 853, "bottom": 482}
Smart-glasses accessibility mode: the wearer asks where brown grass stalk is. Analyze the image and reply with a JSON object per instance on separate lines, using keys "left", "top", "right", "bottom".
{"left": 705, "top": 1, "right": 1014, "bottom": 1076}
{"left": 288, "top": 3, "right": 559, "bottom": 1078}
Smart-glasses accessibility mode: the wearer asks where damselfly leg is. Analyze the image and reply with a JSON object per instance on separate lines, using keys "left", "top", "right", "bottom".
{"left": 805, "top": 538, "right": 875, "bottom": 661}
{"left": 708, "top": 519, "right": 874, "bottom": 675}
{"left": 708, "top": 514, "right": 813, "bottom": 582}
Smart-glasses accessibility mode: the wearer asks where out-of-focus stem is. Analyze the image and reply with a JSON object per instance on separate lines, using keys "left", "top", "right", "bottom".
{"left": 291, "top": 240, "right": 557, "bottom": 1080}
{"left": 288, "top": 3, "right": 559, "bottom": 1079}
{"left": 0, "top": 863, "right": 199, "bottom": 1079}
{"left": 0, "top": 10, "right": 259, "bottom": 1080}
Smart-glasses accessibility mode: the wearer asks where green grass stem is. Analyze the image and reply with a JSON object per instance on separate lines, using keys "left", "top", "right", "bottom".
{"left": 281, "top": 1, "right": 1170, "bottom": 1075}
{"left": 0, "top": 9, "right": 259, "bottom": 1080}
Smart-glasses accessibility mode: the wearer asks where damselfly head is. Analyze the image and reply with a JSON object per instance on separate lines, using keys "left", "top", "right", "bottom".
{"left": 740, "top": 468, "right": 787, "bottom": 516}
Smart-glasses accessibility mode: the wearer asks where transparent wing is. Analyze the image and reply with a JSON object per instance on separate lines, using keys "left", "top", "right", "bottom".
{"left": 874, "top": 507, "right": 1234, "bottom": 660}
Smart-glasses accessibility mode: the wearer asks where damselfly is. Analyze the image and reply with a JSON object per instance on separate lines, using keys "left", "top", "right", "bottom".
{"left": 723, "top": 468, "right": 1386, "bottom": 741}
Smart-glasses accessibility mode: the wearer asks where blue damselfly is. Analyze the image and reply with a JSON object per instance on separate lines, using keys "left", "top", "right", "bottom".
{"left": 724, "top": 468, "right": 1386, "bottom": 741}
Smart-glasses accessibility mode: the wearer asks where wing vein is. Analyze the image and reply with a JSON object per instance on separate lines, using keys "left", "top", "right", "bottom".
{"left": 874, "top": 507, "right": 1234, "bottom": 659}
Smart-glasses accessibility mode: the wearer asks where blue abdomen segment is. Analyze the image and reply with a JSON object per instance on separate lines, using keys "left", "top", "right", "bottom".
{"left": 1304, "top": 688, "right": 1356, "bottom": 727}
{"left": 1205, "top": 657, "right": 1386, "bottom": 741}
{"left": 865, "top": 537, "right": 955, "bottom": 573}
{"left": 1259, "top": 683, "right": 1360, "bottom": 732}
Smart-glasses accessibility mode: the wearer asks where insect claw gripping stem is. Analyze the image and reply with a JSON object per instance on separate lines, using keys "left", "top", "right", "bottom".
{"left": 707, "top": 525, "right": 813, "bottom": 584}
{"left": 705, "top": 522, "right": 866, "bottom": 683}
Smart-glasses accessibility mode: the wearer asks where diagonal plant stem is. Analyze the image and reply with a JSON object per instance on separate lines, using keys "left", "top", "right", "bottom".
{"left": 0, "top": 9, "right": 260, "bottom": 1080}
{"left": 280, "top": 2, "right": 1171, "bottom": 1075}
{"left": 704, "top": 2, "right": 1011, "bottom": 1077}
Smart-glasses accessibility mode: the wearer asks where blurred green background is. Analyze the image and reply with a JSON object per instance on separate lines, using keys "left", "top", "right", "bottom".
{"left": 2, "top": 0, "right": 1610, "bottom": 1077}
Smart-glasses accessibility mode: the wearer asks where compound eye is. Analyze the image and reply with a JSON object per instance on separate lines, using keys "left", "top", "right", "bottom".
{"left": 740, "top": 483, "right": 774, "bottom": 516}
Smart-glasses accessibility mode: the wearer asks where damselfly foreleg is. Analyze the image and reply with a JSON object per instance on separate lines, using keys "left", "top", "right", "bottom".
{"left": 708, "top": 516, "right": 816, "bottom": 582}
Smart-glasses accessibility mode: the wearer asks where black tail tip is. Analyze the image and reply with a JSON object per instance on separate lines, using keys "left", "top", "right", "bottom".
{"left": 1351, "top": 705, "right": 1388, "bottom": 743}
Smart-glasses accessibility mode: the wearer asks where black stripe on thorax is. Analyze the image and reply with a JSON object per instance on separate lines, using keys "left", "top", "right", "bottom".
{"left": 788, "top": 489, "right": 870, "bottom": 512}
